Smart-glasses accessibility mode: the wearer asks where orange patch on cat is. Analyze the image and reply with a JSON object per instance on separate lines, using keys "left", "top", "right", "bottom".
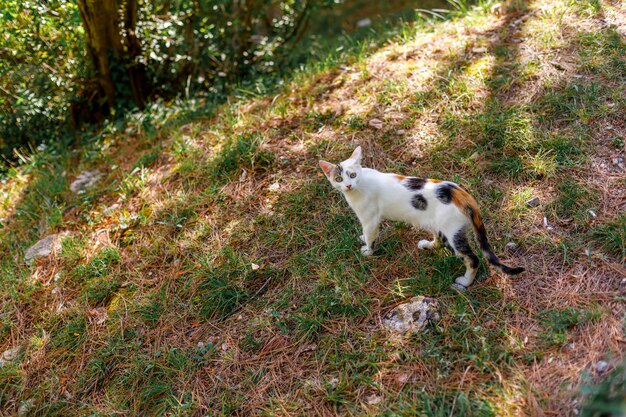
{"left": 428, "top": 179, "right": 443, "bottom": 183}
{"left": 451, "top": 187, "right": 483, "bottom": 228}
{"left": 394, "top": 175, "right": 407, "bottom": 181}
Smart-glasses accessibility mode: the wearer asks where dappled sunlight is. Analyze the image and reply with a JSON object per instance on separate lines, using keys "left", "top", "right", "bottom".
{"left": 0, "top": 171, "right": 30, "bottom": 222}
{"left": 1, "top": 0, "right": 625, "bottom": 415}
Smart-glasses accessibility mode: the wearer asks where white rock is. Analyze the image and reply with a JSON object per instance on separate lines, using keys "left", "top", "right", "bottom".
{"left": 24, "top": 234, "right": 65, "bottom": 263}
{"left": 382, "top": 296, "right": 439, "bottom": 333}
{"left": 368, "top": 119, "right": 384, "bottom": 129}
{"left": 2, "top": 347, "right": 20, "bottom": 362}
{"left": 356, "top": 18, "right": 372, "bottom": 28}
{"left": 472, "top": 46, "right": 488, "bottom": 53}
{"left": 596, "top": 360, "right": 609, "bottom": 374}
{"left": 396, "top": 373, "right": 409, "bottom": 383}
{"left": 365, "top": 394, "right": 382, "bottom": 404}
{"left": 251, "top": 263, "right": 260, "bottom": 271}
{"left": 268, "top": 182, "right": 280, "bottom": 192}
{"left": 70, "top": 170, "right": 103, "bottom": 193}
{"left": 505, "top": 242, "right": 519, "bottom": 252}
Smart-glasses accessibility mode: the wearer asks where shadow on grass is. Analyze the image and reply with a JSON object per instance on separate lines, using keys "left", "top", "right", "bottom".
{"left": 1, "top": 1, "right": 625, "bottom": 415}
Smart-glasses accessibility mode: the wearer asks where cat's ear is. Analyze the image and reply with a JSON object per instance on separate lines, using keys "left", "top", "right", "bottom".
{"left": 349, "top": 146, "right": 362, "bottom": 164}
{"left": 319, "top": 160, "right": 335, "bottom": 179}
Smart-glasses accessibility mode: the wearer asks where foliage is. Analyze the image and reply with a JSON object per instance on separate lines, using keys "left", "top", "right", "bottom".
{"left": 0, "top": 0, "right": 83, "bottom": 161}
{"left": 579, "top": 360, "right": 626, "bottom": 417}
{"left": 0, "top": 0, "right": 339, "bottom": 163}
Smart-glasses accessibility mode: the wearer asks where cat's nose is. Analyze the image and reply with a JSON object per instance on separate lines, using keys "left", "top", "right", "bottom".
{"left": 346, "top": 185, "right": 352, "bottom": 190}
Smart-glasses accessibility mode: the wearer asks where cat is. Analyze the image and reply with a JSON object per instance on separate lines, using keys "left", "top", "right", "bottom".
{"left": 319, "top": 146, "right": 524, "bottom": 290}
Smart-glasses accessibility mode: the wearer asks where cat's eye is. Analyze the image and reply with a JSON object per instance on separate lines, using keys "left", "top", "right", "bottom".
{"left": 349, "top": 173, "right": 356, "bottom": 178}
{"left": 335, "top": 176, "right": 343, "bottom": 182}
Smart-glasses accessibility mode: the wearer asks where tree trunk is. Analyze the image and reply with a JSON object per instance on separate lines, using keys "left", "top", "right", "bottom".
{"left": 77, "top": 0, "right": 149, "bottom": 113}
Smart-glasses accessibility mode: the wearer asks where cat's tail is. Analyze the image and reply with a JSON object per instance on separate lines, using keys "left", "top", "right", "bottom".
{"left": 467, "top": 207, "right": 525, "bottom": 275}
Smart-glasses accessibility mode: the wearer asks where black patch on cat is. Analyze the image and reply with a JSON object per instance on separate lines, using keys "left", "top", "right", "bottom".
{"left": 404, "top": 177, "right": 426, "bottom": 190}
{"left": 453, "top": 228, "right": 479, "bottom": 269}
{"left": 335, "top": 164, "right": 343, "bottom": 174}
{"left": 411, "top": 194, "right": 428, "bottom": 210}
{"left": 435, "top": 183, "right": 456, "bottom": 204}
{"left": 438, "top": 232, "right": 453, "bottom": 252}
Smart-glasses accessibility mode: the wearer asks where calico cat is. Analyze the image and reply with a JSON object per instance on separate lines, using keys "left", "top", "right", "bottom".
{"left": 319, "top": 146, "right": 524, "bottom": 290}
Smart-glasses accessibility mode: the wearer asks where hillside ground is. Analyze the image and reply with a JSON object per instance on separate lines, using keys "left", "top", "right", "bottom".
{"left": 1, "top": 0, "right": 625, "bottom": 415}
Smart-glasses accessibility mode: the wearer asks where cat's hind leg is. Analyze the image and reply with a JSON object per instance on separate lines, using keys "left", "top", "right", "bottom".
{"left": 449, "top": 227, "right": 479, "bottom": 290}
{"left": 418, "top": 233, "right": 440, "bottom": 250}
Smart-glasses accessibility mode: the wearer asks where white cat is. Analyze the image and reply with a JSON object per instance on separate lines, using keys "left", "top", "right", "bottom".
{"left": 319, "top": 146, "right": 524, "bottom": 290}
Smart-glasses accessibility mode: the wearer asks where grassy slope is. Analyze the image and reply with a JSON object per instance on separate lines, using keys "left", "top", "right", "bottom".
{"left": 1, "top": 0, "right": 625, "bottom": 415}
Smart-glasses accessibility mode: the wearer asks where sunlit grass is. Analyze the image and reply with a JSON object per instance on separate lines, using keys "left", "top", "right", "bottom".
{"left": 0, "top": 0, "right": 625, "bottom": 415}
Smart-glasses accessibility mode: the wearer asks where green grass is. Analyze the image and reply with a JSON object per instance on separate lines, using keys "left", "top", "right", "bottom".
{"left": 592, "top": 214, "right": 626, "bottom": 261}
{"left": 579, "top": 359, "right": 626, "bottom": 417}
{"left": 538, "top": 307, "right": 602, "bottom": 348}
{"left": 1, "top": 0, "right": 625, "bottom": 415}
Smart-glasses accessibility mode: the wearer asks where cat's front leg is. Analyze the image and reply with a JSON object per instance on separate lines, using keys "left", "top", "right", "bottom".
{"left": 360, "top": 220, "right": 380, "bottom": 256}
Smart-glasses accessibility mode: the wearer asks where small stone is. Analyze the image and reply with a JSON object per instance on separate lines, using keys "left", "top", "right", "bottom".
{"left": 70, "top": 170, "right": 103, "bottom": 193}
{"left": 221, "top": 342, "right": 229, "bottom": 352}
{"left": 368, "top": 119, "right": 384, "bottom": 130}
{"left": 396, "top": 373, "right": 409, "bottom": 384}
{"left": 356, "top": 18, "right": 372, "bottom": 28}
{"left": 2, "top": 347, "right": 20, "bottom": 362}
{"left": 505, "top": 242, "right": 519, "bottom": 253}
{"left": 382, "top": 296, "right": 440, "bottom": 334}
{"left": 24, "top": 234, "right": 66, "bottom": 263}
{"left": 197, "top": 341, "right": 205, "bottom": 350}
{"left": 251, "top": 263, "right": 260, "bottom": 271}
{"left": 596, "top": 360, "right": 609, "bottom": 374}
{"left": 365, "top": 394, "right": 382, "bottom": 405}
{"left": 526, "top": 197, "right": 541, "bottom": 208}
{"left": 472, "top": 46, "right": 488, "bottom": 53}
{"left": 469, "top": 152, "right": 480, "bottom": 160}
{"left": 268, "top": 182, "right": 280, "bottom": 192}
{"left": 396, "top": 129, "right": 406, "bottom": 136}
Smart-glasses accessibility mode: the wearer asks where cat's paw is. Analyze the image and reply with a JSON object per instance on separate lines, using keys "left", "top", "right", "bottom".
{"left": 418, "top": 239, "right": 434, "bottom": 250}
{"left": 454, "top": 276, "right": 473, "bottom": 288}
{"left": 360, "top": 245, "right": 373, "bottom": 256}
{"left": 451, "top": 282, "right": 467, "bottom": 292}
